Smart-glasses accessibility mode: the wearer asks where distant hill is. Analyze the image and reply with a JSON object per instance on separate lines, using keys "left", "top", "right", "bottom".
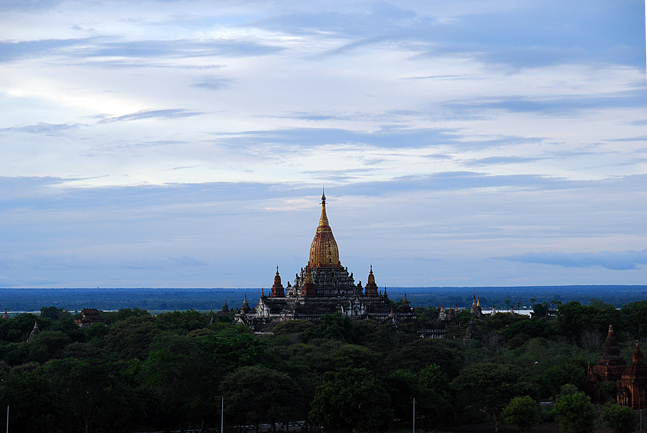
{"left": 0, "top": 285, "right": 645, "bottom": 314}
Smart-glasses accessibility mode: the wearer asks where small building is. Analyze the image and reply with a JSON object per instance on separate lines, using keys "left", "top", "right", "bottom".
{"left": 617, "top": 343, "right": 647, "bottom": 409}
{"left": 74, "top": 308, "right": 106, "bottom": 327}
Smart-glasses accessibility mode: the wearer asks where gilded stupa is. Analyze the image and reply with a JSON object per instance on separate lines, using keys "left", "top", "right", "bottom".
{"left": 308, "top": 191, "right": 341, "bottom": 268}
{"left": 236, "top": 191, "right": 416, "bottom": 332}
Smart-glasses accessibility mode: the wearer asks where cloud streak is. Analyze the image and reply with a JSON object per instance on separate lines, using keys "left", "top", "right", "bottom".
{"left": 499, "top": 250, "right": 647, "bottom": 271}
{"left": 99, "top": 109, "right": 203, "bottom": 123}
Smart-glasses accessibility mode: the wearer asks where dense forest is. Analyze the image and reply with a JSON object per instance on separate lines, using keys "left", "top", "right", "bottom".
{"left": 1, "top": 299, "right": 647, "bottom": 433}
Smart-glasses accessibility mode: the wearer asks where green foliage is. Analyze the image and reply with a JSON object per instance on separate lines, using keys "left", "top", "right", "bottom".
{"left": 415, "top": 364, "right": 452, "bottom": 428}
{"left": 589, "top": 298, "right": 614, "bottom": 309}
{"left": 531, "top": 302, "right": 550, "bottom": 318}
{"left": 103, "top": 315, "right": 160, "bottom": 359}
{"left": 221, "top": 365, "right": 300, "bottom": 428}
{"left": 202, "top": 324, "right": 267, "bottom": 372}
{"left": 386, "top": 369, "right": 418, "bottom": 426}
{"left": 556, "top": 301, "right": 622, "bottom": 345}
{"left": 385, "top": 367, "right": 453, "bottom": 430}
{"left": 503, "top": 317, "right": 553, "bottom": 342}
{"left": 303, "top": 313, "right": 356, "bottom": 343}
{"left": 29, "top": 330, "right": 72, "bottom": 360}
{"left": 601, "top": 404, "right": 639, "bottom": 433}
{"left": 625, "top": 301, "right": 647, "bottom": 339}
{"left": 156, "top": 309, "right": 210, "bottom": 333}
{"left": 310, "top": 367, "right": 393, "bottom": 433}
{"left": 558, "top": 383, "right": 580, "bottom": 397}
{"left": 453, "top": 363, "right": 535, "bottom": 430}
{"left": 541, "top": 358, "right": 587, "bottom": 397}
{"left": 551, "top": 391, "right": 596, "bottom": 433}
{"left": 4, "top": 294, "right": 647, "bottom": 433}
{"left": 40, "top": 306, "right": 61, "bottom": 321}
{"left": 330, "top": 343, "right": 381, "bottom": 371}
{"left": 503, "top": 396, "right": 539, "bottom": 432}
{"left": 1, "top": 368, "right": 61, "bottom": 433}
{"left": 102, "top": 307, "right": 151, "bottom": 325}
{"left": 137, "top": 332, "right": 215, "bottom": 430}
{"left": 0, "top": 313, "right": 39, "bottom": 343}
{"left": 385, "top": 338, "right": 463, "bottom": 376}
{"left": 41, "top": 358, "right": 143, "bottom": 433}
{"left": 413, "top": 306, "right": 436, "bottom": 323}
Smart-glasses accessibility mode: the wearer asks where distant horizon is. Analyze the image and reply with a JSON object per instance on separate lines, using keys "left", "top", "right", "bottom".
{"left": 2, "top": 284, "right": 647, "bottom": 291}
{"left": 2, "top": 285, "right": 646, "bottom": 314}
{"left": 2, "top": 283, "right": 647, "bottom": 289}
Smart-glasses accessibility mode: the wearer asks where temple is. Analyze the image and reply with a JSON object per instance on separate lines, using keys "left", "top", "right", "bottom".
{"left": 237, "top": 191, "right": 415, "bottom": 332}
{"left": 74, "top": 308, "right": 107, "bottom": 327}
{"left": 586, "top": 325, "right": 647, "bottom": 409}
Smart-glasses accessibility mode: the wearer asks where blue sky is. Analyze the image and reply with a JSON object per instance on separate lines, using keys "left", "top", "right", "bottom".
{"left": 0, "top": 0, "right": 645, "bottom": 288}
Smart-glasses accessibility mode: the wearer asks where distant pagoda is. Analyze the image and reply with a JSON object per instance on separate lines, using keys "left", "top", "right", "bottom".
{"left": 236, "top": 190, "right": 415, "bottom": 332}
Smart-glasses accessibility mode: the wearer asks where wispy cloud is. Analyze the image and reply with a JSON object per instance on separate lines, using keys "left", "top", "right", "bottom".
{"left": 0, "top": 38, "right": 92, "bottom": 62}
{"left": 75, "top": 39, "right": 284, "bottom": 59}
{"left": 0, "top": 122, "right": 77, "bottom": 134}
{"left": 499, "top": 250, "right": 647, "bottom": 271}
{"left": 466, "top": 156, "right": 545, "bottom": 167}
{"left": 193, "top": 78, "right": 230, "bottom": 91}
{"left": 99, "top": 109, "right": 203, "bottom": 123}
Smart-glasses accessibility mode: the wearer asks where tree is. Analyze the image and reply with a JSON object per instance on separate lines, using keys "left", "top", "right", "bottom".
{"left": 42, "top": 357, "right": 142, "bottom": 433}
{"left": 137, "top": 333, "right": 213, "bottom": 431}
{"left": 310, "top": 367, "right": 393, "bottom": 433}
{"left": 29, "top": 330, "right": 72, "bottom": 360}
{"left": 541, "top": 358, "right": 587, "bottom": 397}
{"left": 416, "top": 364, "right": 452, "bottom": 429}
{"left": 626, "top": 301, "right": 647, "bottom": 339}
{"left": 156, "top": 309, "right": 210, "bottom": 333}
{"left": 550, "top": 391, "right": 595, "bottom": 433}
{"left": 385, "top": 338, "right": 462, "bottom": 376}
{"left": 1, "top": 367, "right": 62, "bottom": 433}
{"left": 385, "top": 368, "right": 452, "bottom": 430}
{"left": 452, "top": 363, "right": 534, "bottom": 432}
{"left": 202, "top": 324, "right": 267, "bottom": 372}
{"left": 531, "top": 302, "right": 549, "bottom": 318}
{"left": 331, "top": 343, "right": 381, "bottom": 371}
{"left": 103, "top": 315, "right": 160, "bottom": 359}
{"left": 221, "top": 365, "right": 300, "bottom": 432}
{"left": 601, "top": 404, "right": 638, "bottom": 433}
{"left": 303, "top": 313, "right": 356, "bottom": 343}
{"left": 40, "top": 306, "right": 61, "bottom": 321}
{"left": 502, "top": 396, "right": 539, "bottom": 432}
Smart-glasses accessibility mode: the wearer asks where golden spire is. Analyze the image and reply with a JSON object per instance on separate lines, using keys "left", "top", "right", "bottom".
{"left": 308, "top": 189, "right": 341, "bottom": 267}
{"left": 319, "top": 187, "right": 329, "bottom": 227}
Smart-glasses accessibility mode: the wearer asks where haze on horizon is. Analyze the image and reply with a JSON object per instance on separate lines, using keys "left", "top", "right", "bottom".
{"left": 0, "top": 0, "right": 646, "bottom": 289}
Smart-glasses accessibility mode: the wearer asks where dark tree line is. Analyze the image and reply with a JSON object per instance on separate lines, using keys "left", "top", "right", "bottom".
{"left": 0, "top": 300, "right": 646, "bottom": 432}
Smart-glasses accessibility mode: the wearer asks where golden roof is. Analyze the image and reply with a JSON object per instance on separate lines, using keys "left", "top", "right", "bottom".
{"left": 308, "top": 190, "right": 342, "bottom": 268}
{"left": 367, "top": 265, "right": 376, "bottom": 285}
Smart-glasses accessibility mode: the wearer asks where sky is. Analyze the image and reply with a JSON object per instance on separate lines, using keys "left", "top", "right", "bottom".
{"left": 0, "top": 0, "right": 646, "bottom": 289}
